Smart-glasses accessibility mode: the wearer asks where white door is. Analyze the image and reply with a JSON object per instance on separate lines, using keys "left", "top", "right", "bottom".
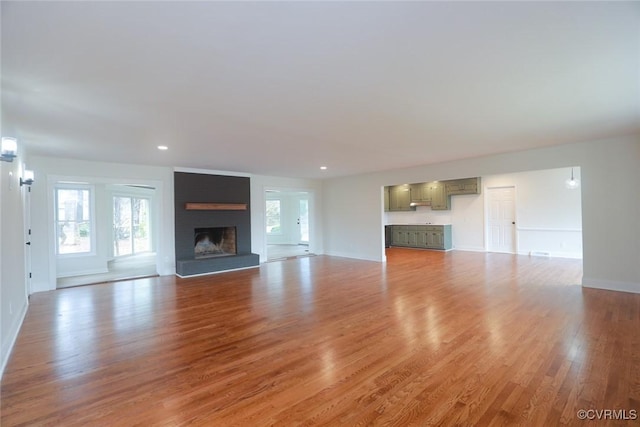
{"left": 487, "top": 186, "right": 516, "bottom": 253}
{"left": 298, "top": 198, "right": 309, "bottom": 245}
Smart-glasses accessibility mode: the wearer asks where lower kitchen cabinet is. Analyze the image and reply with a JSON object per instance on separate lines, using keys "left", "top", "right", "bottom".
{"left": 392, "top": 227, "right": 409, "bottom": 246}
{"left": 389, "top": 225, "right": 452, "bottom": 250}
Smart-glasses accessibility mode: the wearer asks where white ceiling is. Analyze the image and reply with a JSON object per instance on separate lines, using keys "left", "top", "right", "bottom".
{"left": 2, "top": 1, "right": 638, "bottom": 179}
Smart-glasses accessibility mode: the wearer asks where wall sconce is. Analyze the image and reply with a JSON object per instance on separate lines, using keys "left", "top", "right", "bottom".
{"left": 20, "top": 169, "right": 35, "bottom": 186}
{"left": 1, "top": 137, "right": 18, "bottom": 162}
{"left": 565, "top": 167, "right": 580, "bottom": 190}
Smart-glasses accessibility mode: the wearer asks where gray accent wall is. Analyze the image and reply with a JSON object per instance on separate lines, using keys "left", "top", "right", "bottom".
{"left": 174, "top": 172, "right": 257, "bottom": 275}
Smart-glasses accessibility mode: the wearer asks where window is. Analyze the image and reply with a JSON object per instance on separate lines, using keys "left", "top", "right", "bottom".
{"left": 266, "top": 199, "right": 281, "bottom": 234}
{"left": 113, "top": 196, "right": 151, "bottom": 256}
{"left": 56, "top": 185, "right": 94, "bottom": 255}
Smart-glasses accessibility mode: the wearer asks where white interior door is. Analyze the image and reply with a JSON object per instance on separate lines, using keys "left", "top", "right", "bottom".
{"left": 487, "top": 186, "right": 516, "bottom": 253}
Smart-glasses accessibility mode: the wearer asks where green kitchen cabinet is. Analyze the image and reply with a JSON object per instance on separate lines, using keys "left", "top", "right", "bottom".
{"left": 429, "top": 182, "right": 449, "bottom": 210}
{"left": 410, "top": 182, "right": 432, "bottom": 203}
{"left": 384, "top": 186, "right": 390, "bottom": 212}
{"left": 391, "top": 226, "right": 410, "bottom": 246}
{"left": 389, "top": 225, "right": 452, "bottom": 250}
{"left": 387, "top": 185, "right": 414, "bottom": 211}
{"left": 386, "top": 177, "right": 480, "bottom": 212}
{"left": 445, "top": 177, "right": 481, "bottom": 195}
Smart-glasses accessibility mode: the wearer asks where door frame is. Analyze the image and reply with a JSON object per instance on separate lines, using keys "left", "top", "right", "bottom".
{"left": 484, "top": 185, "right": 518, "bottom": 254}
{"left": 22, "top": 174, "right": 32, "bottom": 297}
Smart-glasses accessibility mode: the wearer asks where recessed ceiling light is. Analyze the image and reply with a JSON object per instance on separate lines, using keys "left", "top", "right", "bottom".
{"left": 157, "top": 145, "right": 168, "bottom": 150}
{"left": 320, "top": 166, "right": 327, "bottom": 170}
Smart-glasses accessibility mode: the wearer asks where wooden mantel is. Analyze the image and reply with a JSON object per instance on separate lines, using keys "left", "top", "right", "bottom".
{"left": 185, "top": 203, "right": 247, "bottom": 211}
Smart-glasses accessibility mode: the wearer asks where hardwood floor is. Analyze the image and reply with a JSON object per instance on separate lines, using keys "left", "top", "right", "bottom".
{"left": 2, "top": 250, "right": 639, "bottom": 426}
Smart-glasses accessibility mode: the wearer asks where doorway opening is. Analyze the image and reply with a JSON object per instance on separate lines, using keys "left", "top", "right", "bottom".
{"left": 382, "top": 167, "right": 582, "bottom": 261}
{"left": 265, "top": 189, "right": 315, "bottom": 261}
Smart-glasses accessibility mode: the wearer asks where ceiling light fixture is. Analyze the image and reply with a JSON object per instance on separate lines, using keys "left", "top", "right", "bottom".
{"left": 320, "top": 166, "right": 327, "bottom": 170}
{"left": 157, "top": 145, "right": 168, "bottom": 151}
{"left": 565, "top": 167, "right": 580, "bottom": 190}
{"left": 1, "top": 137, "right": 18, "bottom": 162}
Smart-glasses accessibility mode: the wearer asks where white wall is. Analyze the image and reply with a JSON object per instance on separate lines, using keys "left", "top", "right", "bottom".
{"left": 1, "top": 152, "right": 29, "bottom": 377}
{"left": 28, "top": 157, "right": 175, "bottom": 293}
{"left": 323, "top": 135, "right": 640, "bottom": 293}
{"left": 250, "top": 175, "right": 323, "bottom": 263}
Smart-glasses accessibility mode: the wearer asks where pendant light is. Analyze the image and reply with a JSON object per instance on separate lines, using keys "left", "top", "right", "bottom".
{"left": 565, "top": 167, "right": 580, "bottom": 190}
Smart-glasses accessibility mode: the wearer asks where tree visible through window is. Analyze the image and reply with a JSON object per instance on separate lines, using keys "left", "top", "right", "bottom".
{"left": 113, "top": 196, "right": 150, "bottom": 256}
{"left": 266, "top": 199, "right": 281, "bottom": 234}
{"left": 56, "top": 187, "right": 92, "bottom": 255}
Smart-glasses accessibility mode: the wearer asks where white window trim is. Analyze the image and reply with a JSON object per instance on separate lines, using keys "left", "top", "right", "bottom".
{"left": 55, "top": 183, "right": 97, "bottom": 258}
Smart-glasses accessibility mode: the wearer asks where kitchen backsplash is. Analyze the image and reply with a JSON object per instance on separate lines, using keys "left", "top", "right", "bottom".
{"left": 384, "top": 205, "right": 453, "bottom": 225}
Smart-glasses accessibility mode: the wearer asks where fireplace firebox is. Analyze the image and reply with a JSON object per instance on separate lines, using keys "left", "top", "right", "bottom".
{"left": 194, "top": 227, "right": 237, "bottom": 259}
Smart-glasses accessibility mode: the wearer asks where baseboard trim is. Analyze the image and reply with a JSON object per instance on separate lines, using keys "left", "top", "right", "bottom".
{"left": 0, "top": 299, "right": 28, "bottom": 380}
{"left": 517, "top": 250, "right": 582, "bottom": 259}
{"left": 452, "top": 247, "right": 486, "bottom": 253}
{"left": 582, "top": 277, "right": 640, "bottom": 294}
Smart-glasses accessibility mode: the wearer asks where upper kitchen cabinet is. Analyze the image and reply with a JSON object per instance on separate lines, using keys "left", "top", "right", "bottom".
{"left": 410, "top": 182, "right": 432, "bottom": 203}
{"left": 385, "top": 177, "right": 480, "bottom": 211}
{"left": 445, "top": 177, "right": 481, "bottom": 195}
{"left": 387, "top": 185, "right": 414, "bottom": 211}
{"left": 384, "top": 186, "right": 390, "bottom": 212}
{"left": 429, "top": 182, "right": 449, "bottom": 210}
{"left": 409, "top": 181, "right": 447, "bottom": 209}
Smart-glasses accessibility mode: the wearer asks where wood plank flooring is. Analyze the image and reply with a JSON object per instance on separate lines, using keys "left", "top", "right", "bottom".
{"left": 2, "top": 250, "right": 639, "bottom": 426}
